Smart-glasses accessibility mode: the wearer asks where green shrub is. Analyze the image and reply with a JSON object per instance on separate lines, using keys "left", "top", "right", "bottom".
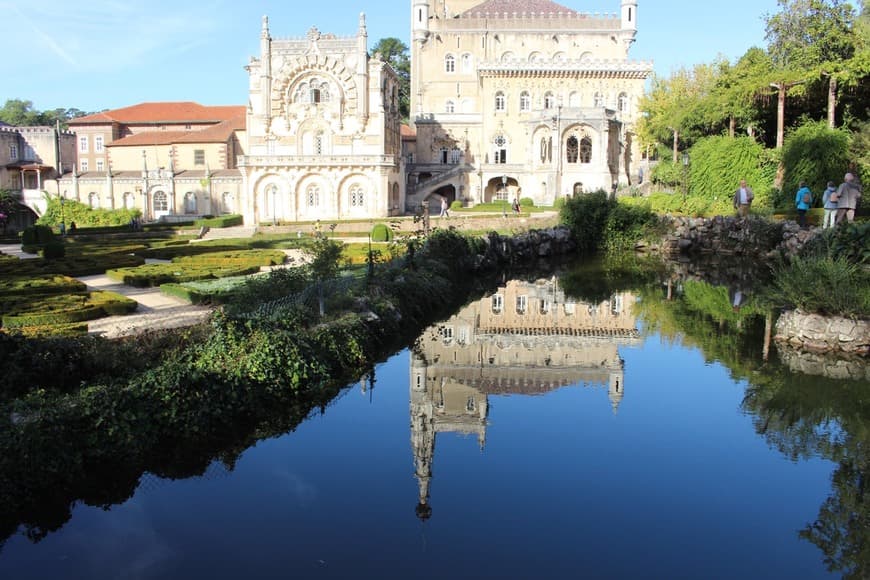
{"left": 559, "top": 190, "right": 615, "bottom": 253}
{"left": 781, "top": 121, "right": 851, "bottom": 209}
{"left": 768, "top": 255, "right": 870, "bottom": 317}
{"left": 37, "top": 196, "right": 141, "bottom": 228}
{"left": 450, "top": 200, "right": 464, "bottom": 211}
{"left": 106, "top": 263, "right": 262, "bottom": 287}
{"left": 22, "top": 225, "right": 54, "bottom": 245}
{"left": 41, "top": 241, "right": 66, "bottom": 260}
{"left": 194, "top": 214, "right": 244, "bottom": 228}
{"left": 0, "top": 275, "right": 86, "bottom": 297}
{"left": 519, "top": 197, "right": 535, "bottom": 207}
{"left": 604, "top": 203, "right": 658, "bottom": 251}
{"left": 371, "top": 223, "right": 393, "bottom": 242}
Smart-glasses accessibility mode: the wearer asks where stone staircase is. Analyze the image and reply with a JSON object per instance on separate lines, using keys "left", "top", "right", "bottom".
{"left": 193, "top": 225, "right": 257, "bottom": 241}
{"left": 407, "top": 164, "right": 471, "bottom": 196}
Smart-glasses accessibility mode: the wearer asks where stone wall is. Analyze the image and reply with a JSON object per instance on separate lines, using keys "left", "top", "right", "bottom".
{"left": 775, "top": 309, "right": 870, "bottom": 356}
{"left": 775, "top": 345, "right": 870, "bottom": 381}
{"left": 653, "top": 215, "right": 819, "bottom": 262}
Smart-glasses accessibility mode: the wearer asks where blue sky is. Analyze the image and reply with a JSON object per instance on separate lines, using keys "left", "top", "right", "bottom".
{"left": 2, "top": 0, "right": 783, "bottom": 113}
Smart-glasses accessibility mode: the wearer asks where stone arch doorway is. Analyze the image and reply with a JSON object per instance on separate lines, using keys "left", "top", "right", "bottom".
{"left": 484, "top": 176, "right": 517, "bottom": 203}
{"left": 424, "top": 184, "right": 455, "bottom": 214}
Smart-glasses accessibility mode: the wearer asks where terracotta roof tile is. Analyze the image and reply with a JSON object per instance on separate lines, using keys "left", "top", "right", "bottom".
{"left": 401, "top": 124, "right": 416, "bottom": 138}
{"left": 107, "top": 115, "right": 244, "bottom": 147}
{"left": 463, "top": 0, "right": 577, "bottom": 15}
{"left": 70, "top": 102, "right": 245, "bottom": 125}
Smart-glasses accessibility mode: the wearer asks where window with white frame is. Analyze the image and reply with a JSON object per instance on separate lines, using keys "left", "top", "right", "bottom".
{"left": 307, "top": 185, "right": 320, "bottom": 207}
{"left": 544, "top": 92, "right": 555, "bottom": 109}
{"left": 493, "top": 134, "right": 507, "bottom": 164}
{"left": 9, "top": 145, "right": 17, "bottom": 160}
{"left": 461, "top": 53, "right": 472, "bottom": 73}
{"left": 350, "top": 185, "right": 365, "bottom": 207}
{"left": 80, "top": 160, "right": 89, "bottom": 172}
{"left": 79, "top": 136, "right": 88, "bottom": 152}
{"left": 184, "top": 192, "right": 197, "bottom": 214}
{"left": 450, "top": 148, "right": 461, "bottom": 164}
{"left": 94, "top": 135, "right": 104, "bottom": 153}
{"left": 495, "top": 91, "right": 505, "bottom": 112}
{"left": 618, "top": 92, "right": 629, "bottom": 113}
{"left": 519, "top": 91, "right": 530, "bottom": 112}
{"left": 564, "top": 301, "right": 576, "bottom": 315}
{"left": 194, "top": 149, "right": 205, "bottom": 165}
{"left": 445, "top": 100, "right": 455, "bottom": 113}
{"left": 491, "top": 294, "right": 503, "bottom": 313}
{"left": 96, "top": 160, "right": 104, "bottom": 171}
{"left": 444, "top": 54, "right": 455, "bottom": 73}
{"left": 594, "top": 92, "right": 604, "bottom": 107}
{"left": 516, "top": 295, "right": 527, "bottom": 315}
{"left": 153, "top": 191, "right": 168, "bottom": 212}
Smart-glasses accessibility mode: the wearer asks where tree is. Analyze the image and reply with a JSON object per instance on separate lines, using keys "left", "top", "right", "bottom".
{"left": 371, "top": 37, "right": 410, "bottom": 121}
{"left": 0, "top": 99, "right": 43, "bottom": 126}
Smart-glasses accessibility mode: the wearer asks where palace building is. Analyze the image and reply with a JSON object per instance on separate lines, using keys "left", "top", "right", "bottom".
{"left": 407, "top": 0, "right": 650, "bottom": 209}
{"left": 32, "top": 1, "right": 648, "bottom": 228}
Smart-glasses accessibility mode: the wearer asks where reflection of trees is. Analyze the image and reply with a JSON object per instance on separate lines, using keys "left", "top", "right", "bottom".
{"left": 744, "top": 375, "right": 870, "bottom": 578}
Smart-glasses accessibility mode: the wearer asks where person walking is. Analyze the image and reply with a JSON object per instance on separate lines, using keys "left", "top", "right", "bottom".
{"left": 821, "top": 181, "right": 838, "bottom": 229}
{"left": 794, "top": 181, "right": 812, "bottom": 228}
{"left": 439, "top": 197, "right": 449, "bottom": 218}
{"left": 732, "top": 179, "right": 754, "bottom": 218}
{"left": 835, "top": 172, "right": 862, "bottom": 225}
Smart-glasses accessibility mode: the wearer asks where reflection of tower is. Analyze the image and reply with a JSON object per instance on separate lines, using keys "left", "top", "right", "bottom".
{"left": 410, "top": 351, "right": 434, "bottom": 520}
{"left": 608, "top": 360, "right": 625, "bottom": 414}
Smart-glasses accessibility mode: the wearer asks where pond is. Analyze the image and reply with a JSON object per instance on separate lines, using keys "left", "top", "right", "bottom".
{"left": 0, "top": 257, "right": 867, "bottom": 579}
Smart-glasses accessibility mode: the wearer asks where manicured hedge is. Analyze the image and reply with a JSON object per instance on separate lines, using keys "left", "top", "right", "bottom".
{"left": 0, "top": 254, "right": 145, "bottom": 278}
{"left": 172, "top": 249, "right": 286, "bottom": 267}
{"left": 194, "top": 214, "right": 244, "bottom": 228}
{"left": 106, "top": 263, "right": 262, "bottom": 287}
{"left": 0, "top": 291, "right": 137, "bottom": 326}
{"left": 371, "top": 223, "right": 393, "bottom": 242}
{"left": 0, "top": 275, "right": 86, "bottom": 297}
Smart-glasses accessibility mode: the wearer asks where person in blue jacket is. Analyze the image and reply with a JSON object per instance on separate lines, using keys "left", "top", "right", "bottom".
{"left": 795, "top": 181, "right": 813, "bottom": 228}
{"left": 821, "top": 181, "right": 838, "bottom": 229}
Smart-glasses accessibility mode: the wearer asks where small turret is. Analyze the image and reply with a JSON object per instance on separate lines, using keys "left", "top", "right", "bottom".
{"left": 413, "top": 0, "right": 430, "bottom": 43}
{"left": 621, "top": 0, "right": 638, "bottom": 33}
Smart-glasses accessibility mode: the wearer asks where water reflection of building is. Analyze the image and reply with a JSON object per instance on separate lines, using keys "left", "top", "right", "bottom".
{"left": 410, "top": 278, "right": 640, "bottom": 519}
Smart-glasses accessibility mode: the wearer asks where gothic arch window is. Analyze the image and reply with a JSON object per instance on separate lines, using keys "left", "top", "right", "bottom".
{"left": 519, "top": 91, "right": 531, "bottom": 112}
{"left": 88, "top": 192, "right": 100, "bottom": 209}
{"left": 184, "top": 191, "right": 197, "bottom": 214}
{"left": 294, "top": 82, "right": 310, "bottom": 103}
{"left": 444, "top": 54, "right": 456, "bottom": 73}
{"left": 539, "top": 136, "right": 552, "bottom": 163}
{"left": 566, "top": 136, "right": 579, "bottom": 164}
{"left": 618, "top": 92, "right": 629, "bottom": 113}
{"left": 594, "top": 92, "right": 605, "bottom": 108}
{"left": 544, "top": 92, "right": 555, "bottom": 109}
{"left": 307, "top": 184, "right": 320, "bottom": 207}
{"left": 580, "top": 136, "right": 592, "bottom": 163}
{"left": 349, "top": 184, "right": 365, "bottom": 208}
{"left": 461, "top": 53, "right": 472, "bottom": 73}
{"left": 445, "top": 100, "right": 455, "bottom": 114}
{"left": 495, "top": 91, "right": 506, "bottom": 112}
{"left": 153, "top": 191, "right": 168, "bottom": 212}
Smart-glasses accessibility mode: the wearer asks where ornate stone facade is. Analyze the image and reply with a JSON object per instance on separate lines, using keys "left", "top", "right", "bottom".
{"left": 240, "top": 15, "right": 405, "bottom": 224}
{"left": 408, "top": 0, "right": 650, "bottom": 211}
{"left": 410, "top": 278, "right": 640, "bottom": 518}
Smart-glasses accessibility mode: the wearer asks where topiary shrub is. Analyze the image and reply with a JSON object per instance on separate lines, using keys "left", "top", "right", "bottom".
{"left": 371, "top": 223, "right": 393, "bottom": 242}
{"left": 22, "top": 225, "right": 54, "bottom": 246}
{"left": 41, "top": 241, "right": 66, "bottom": 260}
{"left": 519, "top": 197, "right": 534, "bottom": 207}
{"left": 450, "top": 200, "right": 464, "bottom": 211}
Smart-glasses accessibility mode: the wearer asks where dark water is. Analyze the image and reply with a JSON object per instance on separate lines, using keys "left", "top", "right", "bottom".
{"left": 1, "top": 263, "right": 867, "bottom": 579}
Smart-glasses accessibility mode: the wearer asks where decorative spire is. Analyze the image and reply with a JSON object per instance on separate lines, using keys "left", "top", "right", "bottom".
{"left": 261, "top": 15, "right": 269, "bottom": 39}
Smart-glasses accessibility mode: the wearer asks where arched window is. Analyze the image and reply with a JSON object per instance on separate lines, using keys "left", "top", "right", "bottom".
{"left": 495, "top": 91, "right": 506, "bottom": 112}
{"left": 544, "top": 92, "right": 555, "bottom": 109}
{"left": 444, "top": 54, "right": 455, "bottom": 73}
{"left": 307, "top": 185, "right": 320, "bottom": 207}
{"left": 294, "top": 82, "right": 309, "bottom": 103}
{"left": 349, "top": 185, "right": 365, "bottom": 208}
{"left": 184, "top": 191, "right": 197, "bottom": 214}
{"left": 445, "top": 100, "right": 455, "bottom": 113}
{"left": 566, "top": 136, "right": 579, "bottom": 164}
{"left": 461, "top": 53, "right": 472, "bottom": 73}
{"left": 580, "top": 137, "right": 592, "bottom": 163}
{"left": 88, "top": 192, "right": 100, "bottom": 209}
{"left": 493, "top": 134, "right": 507, "bottom": 164}
{"left": 123, "top": 192, "right": 135, "bottom": 210}
{"left": 618, "top": 92, "right": 629, "bottom": 113}
{"left": 519, "top": 91, "right": 531, "bottom": 112}
{"left": 153, "top": 191, "right": 168, "bottom": 212}
{"left": 222, "top": 192, "right": 234, "bottom": 214}
{"left": 594, "top": 92, "right": 604, "bottom": 108}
